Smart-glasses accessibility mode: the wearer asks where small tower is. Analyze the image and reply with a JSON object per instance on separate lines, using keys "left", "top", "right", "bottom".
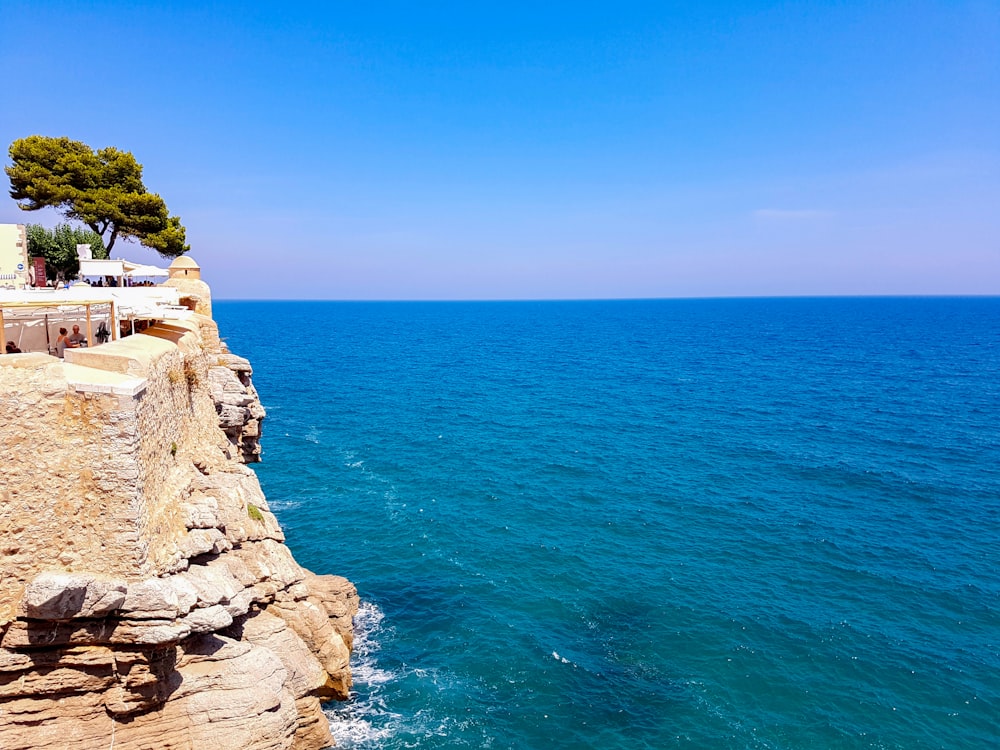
{"left": 164, "top": 256, "right": 212, "bottom": 317}
{"left": 167, "top": 255, "right": 202, "bottom": 280}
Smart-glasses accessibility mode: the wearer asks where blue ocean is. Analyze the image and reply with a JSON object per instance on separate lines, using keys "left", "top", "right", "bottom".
{"left": 213, "top": 298, "right": 999, "bottom": 750}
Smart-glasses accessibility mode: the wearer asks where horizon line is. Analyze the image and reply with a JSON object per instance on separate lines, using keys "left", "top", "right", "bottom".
{"left": 211, "top": 293, "right": 1000, "bottom": 303}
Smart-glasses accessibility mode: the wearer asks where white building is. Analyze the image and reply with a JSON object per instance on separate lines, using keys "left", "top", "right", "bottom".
{"left": 0, "top": 224, "right": 29, "bottom": 289}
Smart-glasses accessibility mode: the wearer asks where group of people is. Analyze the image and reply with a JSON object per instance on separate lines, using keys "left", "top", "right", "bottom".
{"left": 4, "top": 329, "right": 82, "bottom": 355}
{"left": 54, "top": 325, "right": 87, "bottom": 357}
{"left": 4, "top": 322, "right": 143, "bottom": 357}
{"left": 78, "top": 278, "right": 158, "bottom": 288}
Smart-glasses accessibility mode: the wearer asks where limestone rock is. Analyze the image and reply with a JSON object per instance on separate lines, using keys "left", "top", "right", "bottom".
{"left": 269, "top": 598, "right": 352, "bottom": 700}
{"left": 21, "top": 573, "right": 127, "bottom": 620}
{"left": 184, "top": 492, "right": 221, "bottom": 529}
{"left": 182, "top": 603, "right": 234, "bottom": 633}
{"left": 304, "top": 573, "right": 360, "bottom": 650}
{"left": 235, "top": 610, "right": 335, "bottom": 748}
{"left": 238, "top": 610, "right": 327, "bottom": 698}
{"left": 121, "top": 578, "right": 182, "bottom": 619}
{"left": 1, "top": 617, "right": 192, "bottom": 648}
{"left": 208, "top": 358, "right": 267, "bottom": 463}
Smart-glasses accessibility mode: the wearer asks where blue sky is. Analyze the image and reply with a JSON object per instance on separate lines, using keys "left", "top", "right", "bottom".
{"left": 1, "top": 1, "right": 997, "bottom": 299}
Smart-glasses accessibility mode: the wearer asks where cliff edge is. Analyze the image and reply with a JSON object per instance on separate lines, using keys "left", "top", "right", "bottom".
{"left": 0, "top": 310, "right": 355, "bottom": 749}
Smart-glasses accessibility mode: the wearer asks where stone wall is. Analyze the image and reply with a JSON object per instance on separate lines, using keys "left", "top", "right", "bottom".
{"left": 0, "top": 313, "right": 355, "bottom": 749}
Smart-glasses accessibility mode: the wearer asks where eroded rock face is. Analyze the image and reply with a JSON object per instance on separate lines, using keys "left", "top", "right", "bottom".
{"left": 209, "top": 352, "right": 266, "bottom": 464}
{"left": 0, "top": 313, "right": 356, "bottom": 750}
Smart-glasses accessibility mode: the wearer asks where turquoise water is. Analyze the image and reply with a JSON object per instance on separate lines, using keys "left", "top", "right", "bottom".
{"left": 213, "top": 298, "right": 999, "bottom": 750}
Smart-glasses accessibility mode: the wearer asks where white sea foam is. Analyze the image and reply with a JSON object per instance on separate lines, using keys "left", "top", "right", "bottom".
{"left": 350, "top": 603, "right": 394, "bottom": 685}
{"left": 325, "top": 708, "right": 397, "bottom": 749}
{"left": 326, "top": 601, "right": 484, "bottom": 747}
{"left": 352, "top": 601, "right": 387, "bottom": 658}
{"left": 325, "top": 600, "right": 398, "bottom": 748}
{"left": 552, "top": 651, "right": 574, "bottom": 665}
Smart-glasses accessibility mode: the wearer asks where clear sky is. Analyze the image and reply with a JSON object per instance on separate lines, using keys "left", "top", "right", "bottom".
{"left": 1, "top": 1, "right": 997, "bottom": 299}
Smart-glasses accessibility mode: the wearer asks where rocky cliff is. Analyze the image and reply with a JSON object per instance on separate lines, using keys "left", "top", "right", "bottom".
{"left": 209, "top": 351, "right": 267, "bottom": 464}
{"left": 0, "top": 313, "right": 355, "bottom": 749}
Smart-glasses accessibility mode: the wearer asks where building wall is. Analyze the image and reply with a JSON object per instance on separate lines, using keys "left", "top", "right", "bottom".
{"left": 0, "top": 225, "right": 29, "bottom": 288}
{"left": 164, "top": 277, "right": 213, "bottom": 317}
{"left": 0, "top": 354, "right": 147, "bottom": 625}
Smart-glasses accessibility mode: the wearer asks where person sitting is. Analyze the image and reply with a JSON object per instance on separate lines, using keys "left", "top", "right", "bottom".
{"left": 5, "top": 341, "right": 21, "bottom": 354}
{"left": 67, "top": 325, "right": 86, "bottom": 348}
{"left": 55, "top": 327, "right": 70, "bottom": 357}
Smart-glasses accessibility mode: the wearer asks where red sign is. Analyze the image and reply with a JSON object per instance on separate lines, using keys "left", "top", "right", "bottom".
{"left": 32, "top": 257, "right": 46, "bottom": 287}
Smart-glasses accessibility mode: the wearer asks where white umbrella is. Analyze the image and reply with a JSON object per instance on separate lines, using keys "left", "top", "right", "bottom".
{"left": 124, "top": 264, "right": 170, "bottom": 278}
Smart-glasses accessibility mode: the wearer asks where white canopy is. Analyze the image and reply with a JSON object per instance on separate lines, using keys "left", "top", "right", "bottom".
{"left": 124, "top": 264, "right": 170, "bottom": 278}
{"left": 79, "top": 259, "right": 129, "bottom": 277}
{"left": 1, "top": 286, "right": 189, "bottom": 355}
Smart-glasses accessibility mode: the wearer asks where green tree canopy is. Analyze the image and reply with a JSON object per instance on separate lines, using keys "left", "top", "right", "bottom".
{"left": 6, "top": 136, "right": 190, "bottom": 258}
{"left": 26, "top": 223, "right": 107, "bottom": 283}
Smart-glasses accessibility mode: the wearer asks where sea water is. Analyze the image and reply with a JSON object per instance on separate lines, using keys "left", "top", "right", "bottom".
{"left": 213, "top": 298, "right": 999, "bottom": 750}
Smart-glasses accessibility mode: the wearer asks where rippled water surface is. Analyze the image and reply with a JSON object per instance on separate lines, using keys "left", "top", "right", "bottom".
{"left": 213, "top": 298, "right": 1000, "bottom": 750}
